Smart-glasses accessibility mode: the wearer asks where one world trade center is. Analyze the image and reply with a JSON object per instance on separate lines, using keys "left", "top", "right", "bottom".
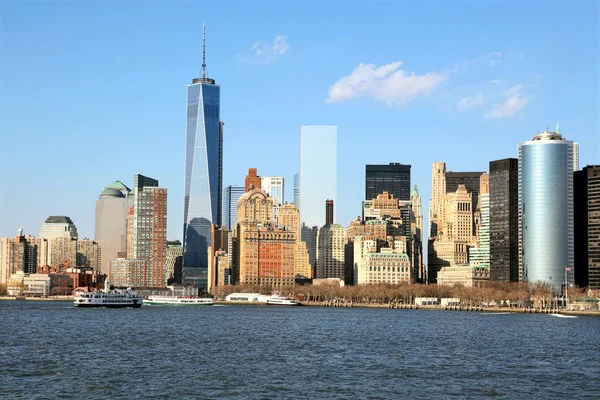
{"left": 183, "top": 24, "right": 223, "bottom": 289}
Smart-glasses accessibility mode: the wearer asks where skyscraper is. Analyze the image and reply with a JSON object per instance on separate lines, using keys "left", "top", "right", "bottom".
{"left": 445, "top": 171, "right": 485, "bottom": 213}
{"left": 183, "top": 24, "right": 223, "bottom": 289}
{"left": 489, "top": 158, "right": 519, "bottom": 283}
{"left": 316, "top": 224, "right": 346, "bottom": 279}
{"left": 134, "top": 174, "right": 167, "bottom": 287}
{"left": 365, "top": 163, "right": 411, "bottom": 201}
{"left": 261, "top": 176, "right": 284, "bottom": 206}
{"left": 411, "top": 185, "right": 423, "bottom": 241}
{"left": 95, "top": 180, "right": 133, "bottom": 275}
{"left": 574, "top": 165, "right": 600, "bottom": 289}
{"left": 223, "top": 185, "right": 245, "bottom": 230}
{"left": 429, "top": 162, "right": 446, "bottom": 238}
{"left": 299, "top": 126, "right": 337, "bottom": 227}
{"left": 518, "top": 126, "right": 578, "bottom": 289}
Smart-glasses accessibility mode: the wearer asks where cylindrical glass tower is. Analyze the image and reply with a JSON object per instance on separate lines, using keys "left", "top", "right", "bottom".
{"left": 518, "top": 129, "right": 577, "bottom": 290}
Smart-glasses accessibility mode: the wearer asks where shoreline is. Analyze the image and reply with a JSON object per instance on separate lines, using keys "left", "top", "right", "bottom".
{"left": 2, "top": 297, "right": 598, "bottom": 316}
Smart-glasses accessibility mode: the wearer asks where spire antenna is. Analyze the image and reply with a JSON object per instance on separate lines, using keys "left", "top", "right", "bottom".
{"left": 202, "top": 22, "right": 207, "bottom": 79}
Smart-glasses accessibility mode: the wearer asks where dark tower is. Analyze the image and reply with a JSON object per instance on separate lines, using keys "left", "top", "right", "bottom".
{"left": 325, "top": 199, "right": 334, "bottom": 225}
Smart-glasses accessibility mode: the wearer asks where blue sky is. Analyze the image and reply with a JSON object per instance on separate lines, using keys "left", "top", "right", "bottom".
{"left": 1, "top": 1, "right": 598, "bottom": 243}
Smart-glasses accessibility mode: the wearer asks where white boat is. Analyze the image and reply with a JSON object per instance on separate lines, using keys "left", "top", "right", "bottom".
{"left": 145, "top": 296, "right": 215, "bottom": 306}
{"left": 74, "top": 277, "right": 143, "bottom": 308}
{"left": 266, "top": 295, "right": 300, "bottom": 306}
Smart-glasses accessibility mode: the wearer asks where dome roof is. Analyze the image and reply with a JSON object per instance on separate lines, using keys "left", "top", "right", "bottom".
{"left": 100, "top": 188, "right": 125, "bottom": 198}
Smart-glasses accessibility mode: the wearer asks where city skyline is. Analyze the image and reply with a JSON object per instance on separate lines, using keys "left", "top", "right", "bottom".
{"left": 1, "top": 2, "right": 598, "bottom": 244}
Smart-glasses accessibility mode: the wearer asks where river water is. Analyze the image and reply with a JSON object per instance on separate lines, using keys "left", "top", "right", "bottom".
{"left": 0, "top": 301, "right": 598, "bottom": 399}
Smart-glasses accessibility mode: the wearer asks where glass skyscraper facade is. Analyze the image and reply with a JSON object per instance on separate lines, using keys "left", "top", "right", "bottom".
{"left": 182, "top": 70, "right": 222, "bottom": 289}
{"left": 299, "top": 126, "right": 337, "bottom": 227}
{"left": 365, "top": 163, "right": 411, "bottom": 201}
{"left": 518, "top": 129, "right": 578, "bottom": 289}
{"left": 223, "top": 185, "right": 245, "bottom": 230}
{"left": 489, "top": 158, "right": 519, "bottom": 283}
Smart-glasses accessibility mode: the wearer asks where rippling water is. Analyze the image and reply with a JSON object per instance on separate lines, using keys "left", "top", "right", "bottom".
{"left": 1, "top": 301, "right": 598, "bottom": 399}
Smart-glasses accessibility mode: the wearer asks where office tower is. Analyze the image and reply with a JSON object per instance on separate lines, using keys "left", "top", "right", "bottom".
{"left": 76, "top": 238, "right": 101, "bottom": 271}
{"left": 365, "top": 163, "right": 411, "bottom": 201}
{"left": 261, "top": 176, "right": 284, "bottom": 205}
{"left": 469, "top": 179, "right": 489, "bottom": 267}
{"left": 299, "top": 126, "right": 337, "bottom": 227}
{"left": 165, "top": 240, "right": 183, "bottom": 284}
{"left": 411, "top": 185, "right": 423, "bottom": 241}
{"left": 293, "top": 173, "right": 300, "bottom": 210}
{"left": 325, "top": 200, "right": 334, "bottom": 225}
{"left": 95, "top": 180, "right": 133, "bottom": 274}
{"left": 223, "top": 185, "right": 245, "bottom": 230}
{"left": 39, "top": 216, "right": 78, "bottom": 267}
{"left": 574, "top": 165, "right": 600, "bottom": 289}
{"left": 445, "top": 171, "right": 485, "bottom": 211}
{"left": 429, "top": 162, "right": 446, "bottom": 237}
{"left": 245, "top": 168, "right": 261, "bottom": 192}
{"left": 183, "top": 24, "right": 223, "bottom": 289}
{"left": 518, "top": 126, "right": 578, "bottom": 289}
{"left": 134, "top": 174, "right": 167, "bottom": 287}
{"left": 316, "top": 224, "right": 346, "bottom": 279}
{"left": 489, "top": 158, "right": 519, "bottom": 283}
{"left": 301, "top": 224, "right": 318, "bottom": 274}
{"left": 279, "top": 203, "right": 311, "bottom": 280}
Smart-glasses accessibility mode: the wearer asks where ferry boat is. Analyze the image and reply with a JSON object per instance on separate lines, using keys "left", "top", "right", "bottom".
{"left": 145, "top": 296, "right": 215, "bottom": 306}
{"left": 266, "top": 294, "right": 300, "bottom": 306}
{"left": 74, "top": 277, "right": 143, "bottom": 308}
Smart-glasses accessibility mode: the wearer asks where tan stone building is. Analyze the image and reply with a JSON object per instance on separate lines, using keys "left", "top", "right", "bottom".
{"left": 437, "top": 264, "right": 489, "bottom": 287}
{"left": 316, "top": 224, "right": 346, "bottom": 279}
{"left": 238, "top": 226, "right": 296, "bottom": 286}
{"left": 234, "top": 189, "right": 297, "bottom": 287}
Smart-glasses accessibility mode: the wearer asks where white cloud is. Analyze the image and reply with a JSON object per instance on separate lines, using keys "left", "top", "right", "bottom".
{"left": 485, "top": 84, "right": 529, "bottom": 118}
{"left": 326, "top": 62, "right": 446, "bottom": 106}
{"left": 489, "top": 79, "right": 501, "bottom": 84}
{"left": 239, "top": 35, "right": 289, "bottom": 65}
{"left": 458, "top": 93, "right": 484, "bottom": 110}
{"left": 474, "top": 52, "right": 502, "bottom": 67}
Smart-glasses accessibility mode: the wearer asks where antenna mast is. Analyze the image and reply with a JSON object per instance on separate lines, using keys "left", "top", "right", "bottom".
{"left": 202, "top": 22, "right": 207, "bottom": 79}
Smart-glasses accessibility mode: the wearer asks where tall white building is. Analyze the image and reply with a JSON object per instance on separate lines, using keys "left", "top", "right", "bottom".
{"left": 299, "top": 126, "right": 337, "bottom": 227}
{"left": 518, "top": 125, "right": 578, "bottom": 288}
{"left": 261, "top": 176, "right": 284, "bottom": 206}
